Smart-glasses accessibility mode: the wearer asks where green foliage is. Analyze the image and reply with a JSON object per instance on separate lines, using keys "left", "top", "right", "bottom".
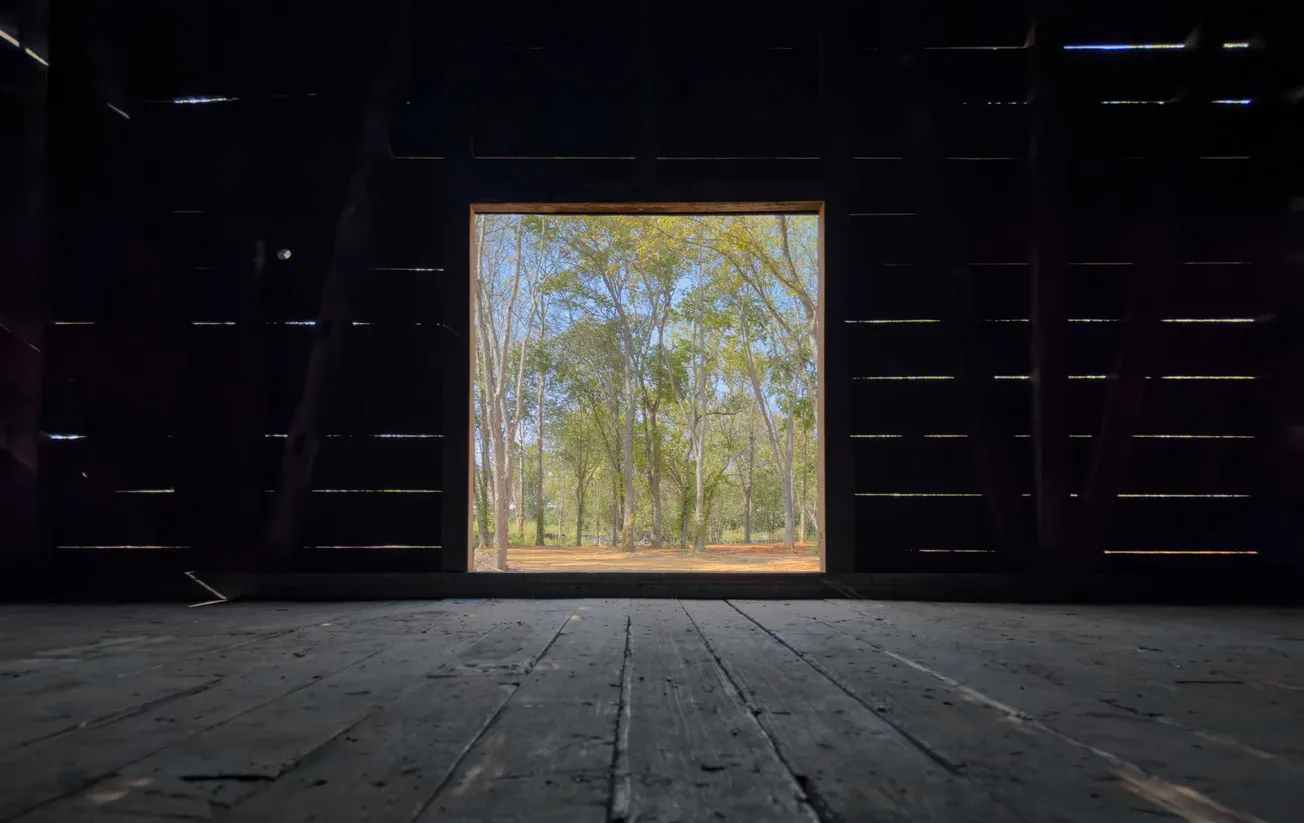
{"left": 474, "top": 214, "right": 820, "bottom": 551}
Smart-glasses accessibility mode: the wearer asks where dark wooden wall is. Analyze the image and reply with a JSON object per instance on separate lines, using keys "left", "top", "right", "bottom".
{"left": 8, "top": 0, "right": 1300, "bottom": 578}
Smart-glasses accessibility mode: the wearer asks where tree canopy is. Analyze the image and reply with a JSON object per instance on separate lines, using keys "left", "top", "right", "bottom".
{"left": 474, "top": 214, "right": 819, "bottom": 570}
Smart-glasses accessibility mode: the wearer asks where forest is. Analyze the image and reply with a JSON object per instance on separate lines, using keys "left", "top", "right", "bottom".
{"left": 473, "top": 213, "right": 820, "bottom": 571}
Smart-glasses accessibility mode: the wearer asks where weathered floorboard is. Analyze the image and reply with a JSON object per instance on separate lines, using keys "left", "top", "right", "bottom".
{"left": 684, "top": 599, "right": 1020, "bottom": 822}
{"left": 862, "top": 601, "right": 1304, "bottom": 760}
{"left": 224, "top": 600, "right": 580, "bottom": 822}
{"left": 1, "top": 600, "right": 1301, "bottom": 823}
{"left": 623, "top": 599, "right": 812, "bottom": 822}
{"left": 413, "top": 600, "right": 631, "bottom": 823}
{"left": 9, "top": 601, "right": 564, "bottom": 821}
{"left": 820, "top": 599, "right": 1304, "bottom": 822}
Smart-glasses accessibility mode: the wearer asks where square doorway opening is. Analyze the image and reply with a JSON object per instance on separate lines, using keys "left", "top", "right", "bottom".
{"left": 471, "top": 205, "right": 823, "bottom": 573}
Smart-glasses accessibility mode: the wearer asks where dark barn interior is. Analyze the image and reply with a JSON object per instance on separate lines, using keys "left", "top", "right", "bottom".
{"left": 2, "top": 0, "right": 1303, "bottom": 819}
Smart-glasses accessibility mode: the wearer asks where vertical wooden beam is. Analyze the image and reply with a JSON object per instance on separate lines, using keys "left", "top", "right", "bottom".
{"left": 1027, "top": 0, "right": 1072, "bottom": 564}
{"left": 266, "top": 0, "right": 412, "bottom": 560}
{"left": 1077, "top": 218, "right": 1173, "bottom": 554}
{"left": 1260, "top": 14, "right": 1304, "bottom": 573}
{"left": 895, "top": 1, "right": 1027, "bottom": 562}
{"left": 181, "top": 211, "right": 267, "bottom": 569}
{"left": 0, "top": 0, "right": 49, "bottom": 566}
{"left": 438, "top": 14, "right": 475, "bottom": 572}
{"left": 1078, "top": 14, "right": 1219, "bottom": 555}
{"left": 818, "top": 3, "right": 855, "bottom": 573}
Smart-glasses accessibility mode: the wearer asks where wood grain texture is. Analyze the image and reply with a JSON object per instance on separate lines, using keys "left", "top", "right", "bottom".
{"left": 624, "top": 600, "right": 813, "bottom": 822}
{"left": 413, "top": 600, "right": 631, "bottom": 822}
{"left": 225, "top": 601, "right": 580, "bottom": 822}
{"left": 684, "top": 599, "right": 1018, "bottom": 822}
{"left": 822, "top": 599, "right": 1304, "bottom": 823}
{"left": 1, "top": 600, "right": 1302, "bottom": 822}
{"left": 728, "top": 599, "right": 1166, "bottom": 822}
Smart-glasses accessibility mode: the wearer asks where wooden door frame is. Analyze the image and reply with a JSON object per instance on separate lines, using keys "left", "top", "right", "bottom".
{"left": 465, "top": 202, "right": 827, "bottom": 573}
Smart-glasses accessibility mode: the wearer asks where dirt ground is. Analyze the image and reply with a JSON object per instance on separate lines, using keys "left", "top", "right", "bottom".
{"left": 473, "top": 542, "right": 820, "bottom": 572}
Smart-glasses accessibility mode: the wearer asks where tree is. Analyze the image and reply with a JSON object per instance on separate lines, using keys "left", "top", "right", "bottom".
{"left": 736, "top": 295, "right": 800, "bottom": 551}
{"left": 553, "top": 217, "right": 677, "bottom": 552}
{"left": 475, "top": 213, "right": 820, "bottom": 567}
{"left": 555, "top": 407, "right": 600, "bottom": 546}
{"left": 475, "top": 215, "right": 542, "bottom": 570}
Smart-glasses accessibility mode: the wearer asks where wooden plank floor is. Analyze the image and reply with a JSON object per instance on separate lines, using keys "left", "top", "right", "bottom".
{"left": 0, "top": 601, "right": 1301, "bottom": 822}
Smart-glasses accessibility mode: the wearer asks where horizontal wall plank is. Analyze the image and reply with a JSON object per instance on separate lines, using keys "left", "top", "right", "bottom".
{"left": 845, "top": 320, "right": 1266, "bottom": 374}
{"left": 851, "top": 436, "right": 1257, "bottom": 494}
{"left": 1112, "top": 497, "right": 1258, "bottom": 550}
{"left": 848, "top": 263, "right": 1271, "bottom": 319}
{"left": 848, "top": 380, "right": 1261, "bottom": 435}
{"left": 853, "top": 496, "right": 997, "bottom": 556}
{"left": 302, "top": 492, "right": 443, "bottom": 546}
{"left": 276, "top": 436, "right": 445, "bottom": 490}
{"left": 49, "top": 492, "right": 180, "bottom": 548}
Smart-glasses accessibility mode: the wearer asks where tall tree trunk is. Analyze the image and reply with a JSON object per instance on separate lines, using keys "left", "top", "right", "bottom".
{"left": 516, "top": 435, "right": 526, "bottom": 538}
{"left": 640, "top": 321, "right": 667, "bottom": 549}
{"left": 692, "top": 317, "right": 708, "bottom": 554}
{"left": 491, "top": 402, "right": 510, "bottom": 570}
{"left": 575, "top": 480, "right": 585, "bottom": 548}
{"left": 740, "top": 300, "right": 796, "bottom": 552}
{"left": 798, "top": 425, "right": 808, "bottom": 543}
{"left": 693, "top": 440, "right": 706, "bottom": 554}
{"left": 479, "top": 214, "right": 537, "bottom": 571}
{"left": 611, "top": 468, "right": 621, "bottom": 547}
{"left": 476, "top": 461, "right": 490, "bottom": 550}
{"left": 620, "top": 365, "right": 637, "bottom": 552}
{"left": 642, "top": 406, "right": 664, "bottom": 548}
{"left": 534, "top": 298, "right": 546, "bottom": 545}
{"left": 783, "top": 376, "right": 796, "bottom": 551}
{"left": 475, "top": 377, "right": 492, "bottom": 550}
{"left": 679, "top": 494, "right": 690, "bottom": 550}
{"left": 743, "top": 427, "right": 755, "bottom": 543}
